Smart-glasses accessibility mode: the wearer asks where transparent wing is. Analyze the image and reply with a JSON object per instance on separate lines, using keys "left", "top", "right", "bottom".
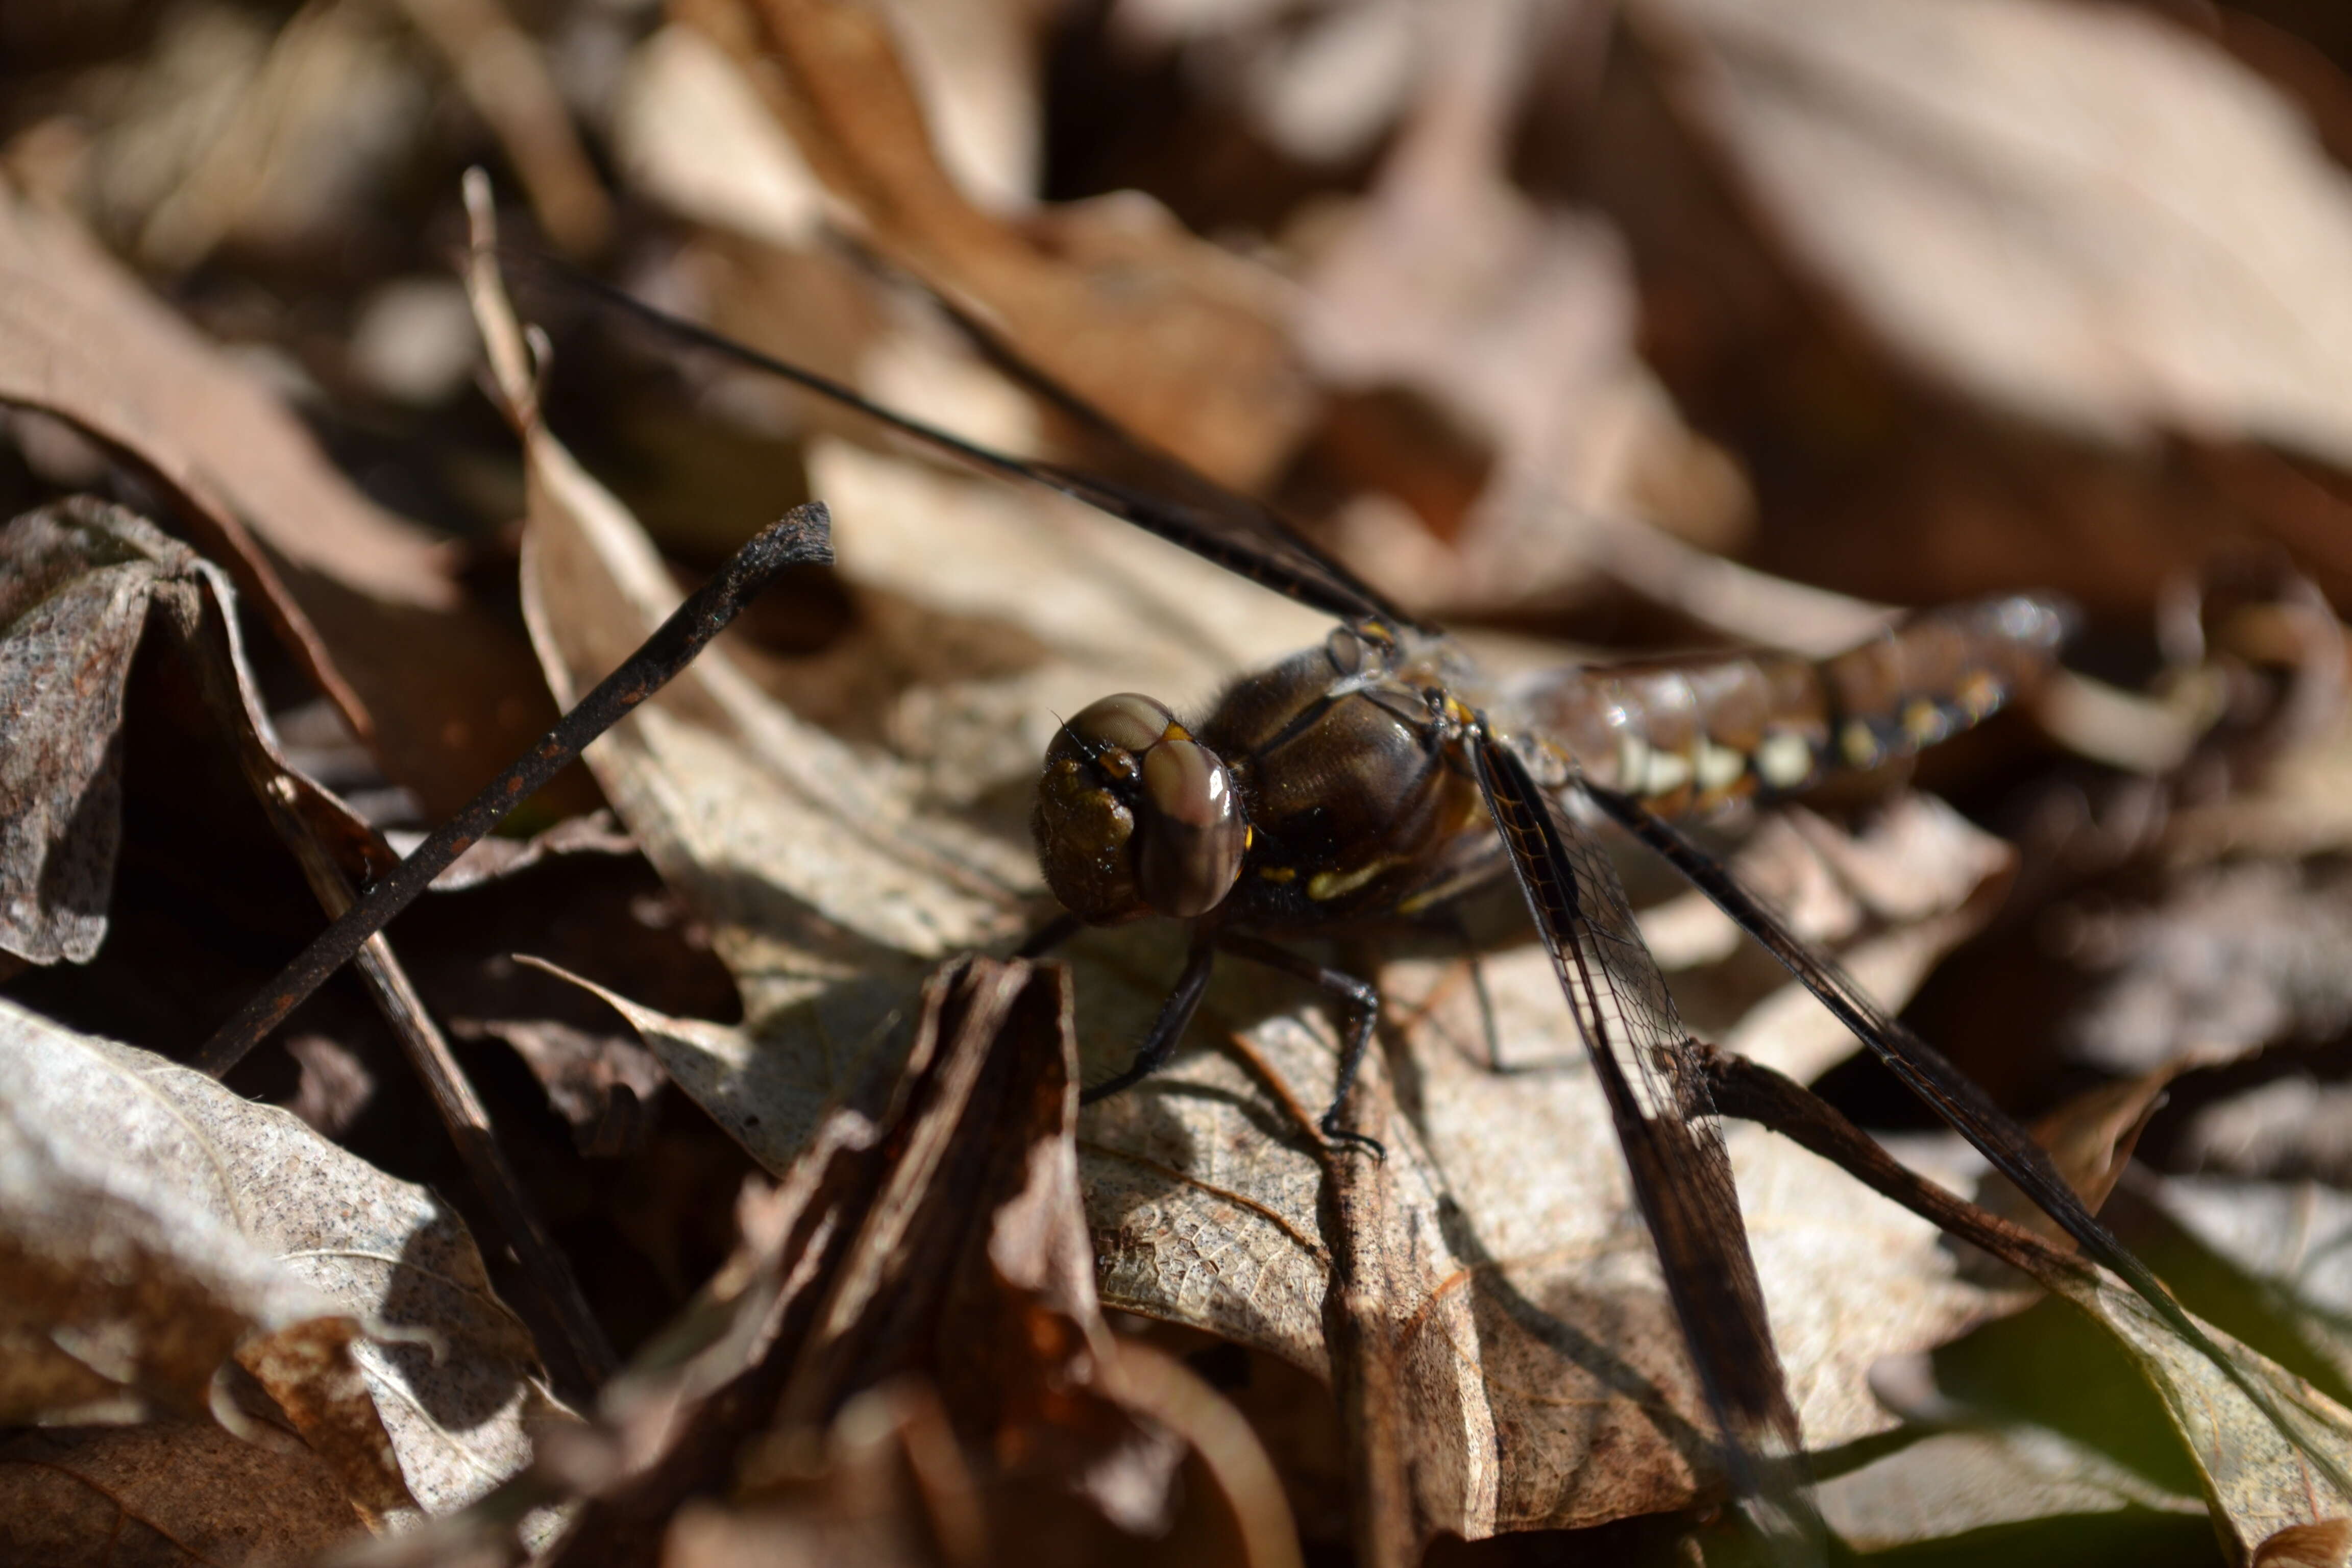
{"left": 1469, "top": 731, "right": 1818, "bottom": 1552}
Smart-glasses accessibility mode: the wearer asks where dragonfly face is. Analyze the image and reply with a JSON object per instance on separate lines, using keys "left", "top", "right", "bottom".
{"left": 1035, "top": 691, "right": 1248, "bottom": 924}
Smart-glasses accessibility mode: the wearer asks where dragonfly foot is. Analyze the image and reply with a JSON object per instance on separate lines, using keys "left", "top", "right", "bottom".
{"left": 1318, "top": 1113, "right": 1385, "bottom": 1160}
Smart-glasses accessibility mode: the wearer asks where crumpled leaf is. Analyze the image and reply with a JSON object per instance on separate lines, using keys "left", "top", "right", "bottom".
{"left": 0, "top": 994, "right": 571, "bottom": 1525}
{"left": 1628, "top": 0, "right": 2352, "bottom": 470}
{"left": 465, "top": 227, "right": 2015, "bottom": 1538}
{"left": 0, "top": 501, "right": 156, "bottom": 963}
{"left": 0, "top": 496, "right": 415, "bottom": 970}
{"left": 676, "top": 0, "right": 1316, "bottom": 491}
{"left": 0, "top": 183, "right": 549, "bottom": 817}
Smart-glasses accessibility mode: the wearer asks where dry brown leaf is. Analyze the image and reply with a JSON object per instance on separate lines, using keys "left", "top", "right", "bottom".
{"left": 2258, "top": 1517, "right": 2352, "bottom": 1568}
{"left": 465, "top": 226, "right": 2014, "bottom": 1538}
{"left": 0, "top": 995, "right": 571, "bottom": 1527}
{"left": 0, "top": 183, "right": 550, "bottom": 817}
{"left": 675, "top": 0, "right": 1317, "bottom": 491}
{"left": 2063, "top": 860, "right": 2352, "bottom": 1074}
{"left": 1294, "top": 0, "right": 1749, "bottom": 617}
{"left": 1629, "top": 0, "right": 2352, "bottom": 469}
{"left": 0, "top": 1420, "right": 362, "bottom": 1565}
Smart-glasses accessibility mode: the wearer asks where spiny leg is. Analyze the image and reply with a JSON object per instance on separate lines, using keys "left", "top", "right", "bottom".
{"left": 1220, "top": 933, "right": 1385, "bottom": 1158}
{"left": 1080, "top": 929, "right": 1218, "bottom": 1106}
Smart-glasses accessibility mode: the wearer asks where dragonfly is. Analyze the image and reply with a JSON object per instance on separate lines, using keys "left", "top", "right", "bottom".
{"left": 197, "top": 248, "right": 2317, "bottom": 1554}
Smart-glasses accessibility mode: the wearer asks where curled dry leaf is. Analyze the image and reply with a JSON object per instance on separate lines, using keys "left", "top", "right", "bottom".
{"left": 674, "top": 0, "right": 1316, "bottom": 491}
{"left": 0, "top": 184, "right": 549, "bottom": 817}
{"left": 465, "top": 233, "right": 2020, "bottom": 1538}
{"left": 0, "top": 995, "right": 571, "bottom": 1526}
{"left": 0, "top": 497, "right": 404, "bottom": 969}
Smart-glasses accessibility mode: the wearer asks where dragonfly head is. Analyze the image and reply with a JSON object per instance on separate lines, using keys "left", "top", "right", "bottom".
{"left": 1035, "top": 693, "right": 1247, "bottom": 925}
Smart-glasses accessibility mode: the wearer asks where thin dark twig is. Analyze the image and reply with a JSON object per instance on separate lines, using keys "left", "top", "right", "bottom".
{"left": 192, "top": 502, "right": 834, "bottom": 1079}
{"left": 259, "top": 779, "right": 617, "bottom": 1392}
{"left": 138, "top": 533, "right": 621, "bottom": 1394}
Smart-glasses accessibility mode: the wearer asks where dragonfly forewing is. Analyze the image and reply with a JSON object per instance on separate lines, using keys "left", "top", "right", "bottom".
{"left": 1471, "top": 730, "right": 1819, "bottom": 1550}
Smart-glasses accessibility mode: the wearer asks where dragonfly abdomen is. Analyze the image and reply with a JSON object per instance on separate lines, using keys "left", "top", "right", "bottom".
{"left": 1520, "top": 593, "right": 2075, "bottom": 815}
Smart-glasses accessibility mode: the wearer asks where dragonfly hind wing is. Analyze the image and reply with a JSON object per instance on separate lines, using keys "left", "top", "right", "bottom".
{"left": 1584, "top": 778, "right": 2352, "bottom": 1509}
{"left": 1469, "top": 732, "right": 1821, "bottom": 1555}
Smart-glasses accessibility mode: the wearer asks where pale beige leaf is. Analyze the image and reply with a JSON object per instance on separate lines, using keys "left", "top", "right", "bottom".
{"left": 1817, "top": 1423, "right": 2202, "bottom": 1551}
{"left": 0, "top": 997, "right": 570, "bottom": 1522}
{"left": 0, "top": 188, "right": 448, "bottom": 607}
{"left": 1631, "top": 0, "right": 2352, "bottom": 467}
{"left": 2049, "top": 1267, "right": 2352, "bottom": 1560}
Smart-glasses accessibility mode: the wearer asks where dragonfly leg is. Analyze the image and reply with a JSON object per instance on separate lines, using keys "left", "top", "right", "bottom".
{"left": 1079, "top": 929, "right": 1217, "bottom": 1106}
{"left": 1432, "top": 909, "right": 1505, "bottom": 1071}
{"left": 1220, "top": 934, "right": 1385, "bottom": 1158}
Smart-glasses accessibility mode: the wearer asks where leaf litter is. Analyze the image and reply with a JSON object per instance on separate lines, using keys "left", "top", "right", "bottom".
{"left": 13, "top": 0, "right": 2352, "bottom": 1561}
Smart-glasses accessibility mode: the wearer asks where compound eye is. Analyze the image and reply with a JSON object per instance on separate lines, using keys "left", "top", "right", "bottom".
{"left": 1326, "top": 626, "right": 1365, "bottom": 676}
{"left": 1066, "top": 693, "right": 1175, "bottom": 766}
{"left": 1136, "top": 738, "right": 1246, "bottom": 918}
